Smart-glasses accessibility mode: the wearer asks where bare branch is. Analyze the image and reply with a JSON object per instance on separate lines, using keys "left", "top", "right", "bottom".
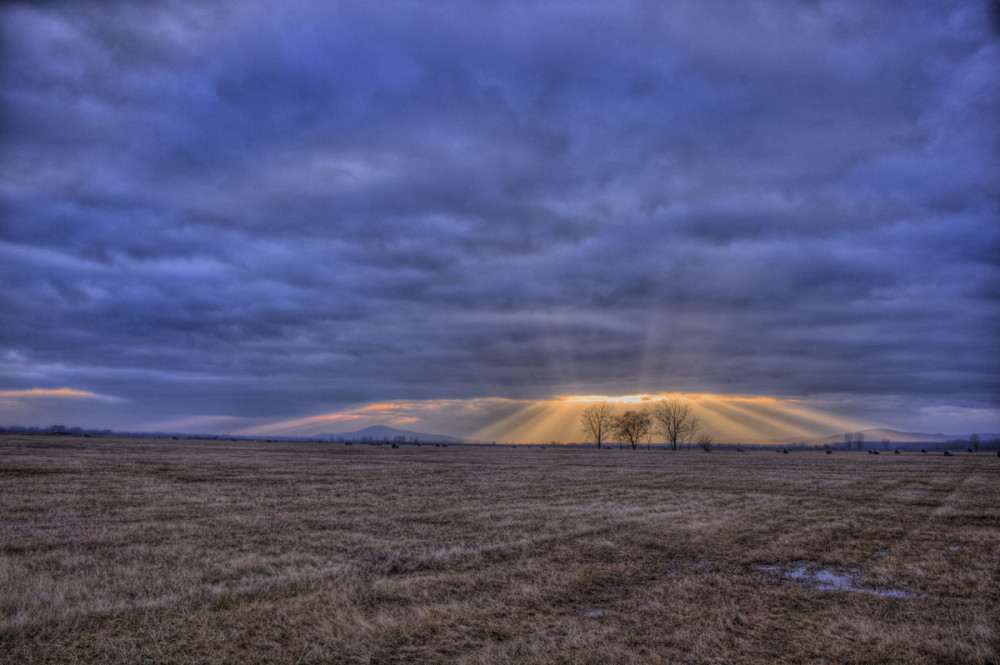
{"left": 651, "top": 399, "right": 698, "bottom": 451}
{"left": 614, "top": 409, "right": 651, "bottom": 450}
{"left": 580, "top": 402, "right": 615, "bottom": 449}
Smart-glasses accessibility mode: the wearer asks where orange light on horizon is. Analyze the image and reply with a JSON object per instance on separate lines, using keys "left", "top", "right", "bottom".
{"left": 234, "top": 412, "right": 365, "bottom": 436}
{"left": 556, "top": 392, "right": 782, "bottom": 405}
{"left": 233, "top": 391, "right": 871, "bottom": 444}
{"left": 0, "top": 388, "right": 103, "bottom": 399}
{"left": 474, "top": 392, "right": 866, "bottom": 444}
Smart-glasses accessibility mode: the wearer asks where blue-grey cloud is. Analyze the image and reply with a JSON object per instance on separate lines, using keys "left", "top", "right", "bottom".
{"left": 1, "top": 0, "right": 997, "bottom": 436}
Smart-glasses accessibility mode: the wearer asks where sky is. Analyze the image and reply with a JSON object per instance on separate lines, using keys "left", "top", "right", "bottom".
{"left": 1, "top": 1, "right": 998, "bottom": 443}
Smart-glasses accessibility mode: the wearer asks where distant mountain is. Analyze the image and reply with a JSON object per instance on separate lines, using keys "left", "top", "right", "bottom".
{"left": 320, "top": 425, "right": 464, "bottom": 444}
{"left": 773, "top": 428, "right": 998, "bottom": 447}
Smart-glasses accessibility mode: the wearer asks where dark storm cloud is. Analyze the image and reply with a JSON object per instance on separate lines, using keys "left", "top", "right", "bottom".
{"left": 1, "top": 0, "right": 997, "bottom": 434}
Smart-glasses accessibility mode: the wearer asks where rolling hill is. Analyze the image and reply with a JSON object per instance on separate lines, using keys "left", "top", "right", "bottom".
{"left": 320, "top": 425, "right": 463, "bottom": 444}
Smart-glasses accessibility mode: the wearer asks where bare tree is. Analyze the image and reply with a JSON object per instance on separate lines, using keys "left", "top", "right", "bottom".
{"left": 696, "top": 432, "right": 714, "bottom": 452}
{"left": 882, "top": 438, "right": 891, "bottom": 451}
{"left": 615, "top": 409, "right": 651, "bottom": 450}
{"left": 580, "top": 402, "right": 615, "bottom": 449}
{"left": 686, "top": 416, "right": 700, "bottom": 450}
{"left": 652, "top": 399, "right": 699, "bottom": 450}
{"left": 970, "top": 433, "right": 980, "bottom": 452}
{"left": 844, "top": 432, "right": 854, "bottom": 450}
{"left": 855, "top": 431, "right": 865, "bottom": 450}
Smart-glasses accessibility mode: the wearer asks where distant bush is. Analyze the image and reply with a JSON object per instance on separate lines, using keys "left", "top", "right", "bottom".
{"left": 696, "top": 433, "right": 713, "bottom": 452}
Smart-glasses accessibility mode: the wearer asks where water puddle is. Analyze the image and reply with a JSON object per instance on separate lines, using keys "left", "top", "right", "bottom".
{"left": 577, "top": 607, "right": 606, "bottom": 617}
{"left": 870, "top": 587, "right": 914, "bottom": 599}
{"left": 755, "top": 563, "right": 918, "bottom": 599}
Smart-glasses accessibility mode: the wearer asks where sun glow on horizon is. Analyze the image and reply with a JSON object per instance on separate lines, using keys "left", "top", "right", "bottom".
{"left": 234, "top": 408, "right": 419, "bottom": 437}
{"left": 471, "top": 393, "right": 867, "bottom": 444}
{"left": 557, "top": 392, "right": 783, "bottom": 405}
{"left": 0, "top": 387, "right": 119, "bottom": 401}
{"left": 232, "top": 391, "right": 870, "bottom": 444}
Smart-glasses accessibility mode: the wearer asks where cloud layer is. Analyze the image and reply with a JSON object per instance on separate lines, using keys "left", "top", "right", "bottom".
{"left": 2, "top": 1, "right": 997, "bottom": 437}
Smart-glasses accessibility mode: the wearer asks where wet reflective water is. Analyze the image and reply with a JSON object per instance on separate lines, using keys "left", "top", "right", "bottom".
{"left": 755, "top": 563, "right": 917, "bottom": 598}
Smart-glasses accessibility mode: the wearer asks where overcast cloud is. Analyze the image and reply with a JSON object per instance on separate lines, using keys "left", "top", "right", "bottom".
{"left": 1, "top": 0, "right": 997, "bottom": 438}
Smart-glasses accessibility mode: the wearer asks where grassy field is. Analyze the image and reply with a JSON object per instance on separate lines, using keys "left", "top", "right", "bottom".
{"left": 1, "top": 435, "right": 998, "bottom": 664}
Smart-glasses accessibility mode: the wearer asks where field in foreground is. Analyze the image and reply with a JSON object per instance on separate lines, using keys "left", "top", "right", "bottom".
{"left": 1, "top": 436, "right": 998, "bottom": 664}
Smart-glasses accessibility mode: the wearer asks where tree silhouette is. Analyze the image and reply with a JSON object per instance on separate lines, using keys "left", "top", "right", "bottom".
{"left": 580, "top": 402, "right": 615, "bottom": 449}
{"left": 652, "top": 399, "right": 699, "bottom": 450}
{"left": 696, "top": 433, "right": 714, "bottom": 452}
{"left": 615, "top": 409, "right": 651, "bottom": 450}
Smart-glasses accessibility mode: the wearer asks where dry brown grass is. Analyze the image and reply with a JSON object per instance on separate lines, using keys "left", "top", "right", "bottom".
{"left": 1, "top": 435, "right": 997, "bottom": 664}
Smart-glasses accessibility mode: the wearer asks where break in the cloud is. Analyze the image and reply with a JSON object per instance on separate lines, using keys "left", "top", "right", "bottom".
{"left": 0, "top": 388, "right": 104, "bottom": 399}
{"left": 1, "top": 1, "right": 997, "bottom": 439}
